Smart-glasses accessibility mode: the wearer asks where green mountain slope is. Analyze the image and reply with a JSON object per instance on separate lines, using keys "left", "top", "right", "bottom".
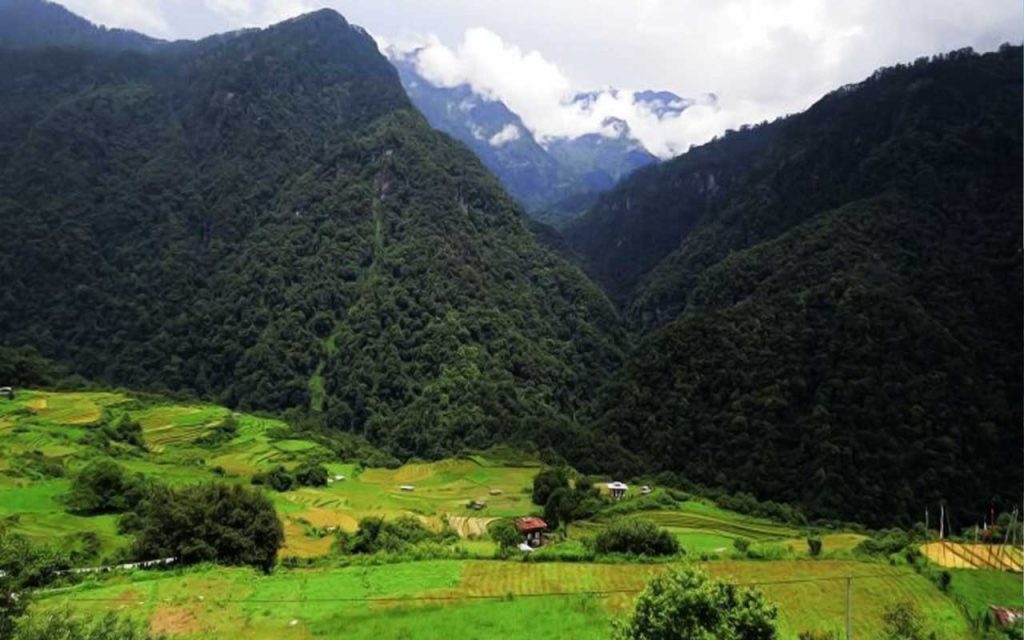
{"left": 0, "top": 8, "right": 624, "bottom": 458}
{"left": 570, "top": 47, "right": 1023, "bottom": 526}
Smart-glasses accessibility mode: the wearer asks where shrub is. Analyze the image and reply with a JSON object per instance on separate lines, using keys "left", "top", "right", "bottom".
{"left": 594, "top": 519, "right": 679, "bottom": 556}
{"left": 798, "top": 631, "right": 838, "bottom": 640}
{"left": 124, "top": 483, "right": 283, "bottom": 572}
{"left": 488, "top": 519, "right": 521, "bottom": 551}
{"left": 345, "top": 516, "right": 457, "bottom": 555}
{"left": 252, "top": 465, "right": 294, "bottom": 492}
{"left": 882, "top": 601, "right": 926, "bottom": 640}
{"left": 194, "top": 415, "right": 239, "bottom": 447}
{"left": 66, "top": 460, "right": 150, "bottom": 514}
{"left": 613, "top": 566, "right": 777, "bottom": 639}
{"left": 855, "top": 528, "right": 920, "bottom": 557}
{"left": 293, "top": 461, "right": 328, "bottom": 487}
{"left": 807, "top": 537, "right": 823, "bottom": 557}
{"left": 734, "top": 537, "right": 752, "bottom": 553}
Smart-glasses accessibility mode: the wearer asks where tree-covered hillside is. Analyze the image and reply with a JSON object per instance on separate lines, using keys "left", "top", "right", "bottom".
{"left": 571, "top": 47, "right": 1023, "bottom": 526}
{"left": 0, "top": 7, "right": 624, "bottom": 458}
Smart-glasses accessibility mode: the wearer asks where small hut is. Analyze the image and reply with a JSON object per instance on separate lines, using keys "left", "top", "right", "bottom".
{"left": 0, "top": 387, "right": 13, "bottom": 400}
{"left": 515, "top": 517, "right": 547, "bottom": 547}
{"left": 400, "top": 484, "right": 415, "bottom": 492}
{"left": 607, "top": 481, "right": 628, "bottom": 500}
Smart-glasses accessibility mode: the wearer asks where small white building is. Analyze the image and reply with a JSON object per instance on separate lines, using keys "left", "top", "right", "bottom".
{"left": 400, "top": 484, "right": 415, "bottom": 492}
{"left": 607, "top": 481, "right": 628, "bottom": 500}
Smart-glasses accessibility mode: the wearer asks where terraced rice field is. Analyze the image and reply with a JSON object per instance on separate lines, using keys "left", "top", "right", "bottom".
{"left": 921, "top": 541, "right": 1024, "bottom": 571}
{"left": 36, "top": 559, "right": 970, "bottom": 639}
{"left": 134, "top": 405, "right": 230, "bottom": 451}
{"left": 0, "top": 390, "right": 541, "bottom": 558}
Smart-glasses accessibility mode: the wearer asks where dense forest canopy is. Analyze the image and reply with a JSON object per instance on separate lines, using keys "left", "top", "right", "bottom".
{"left": 569, "top": 46, "right": 1023, "bottom": 527}
{"left": 0, "top": 5, "right": 624, "bottom": 459}
{"left": 0, "top": 0, "right": 1020, "bottom": 528}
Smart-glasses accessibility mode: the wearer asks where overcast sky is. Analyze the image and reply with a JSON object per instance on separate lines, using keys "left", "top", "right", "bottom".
{"left": 60, "top": 0, "right": 1023, "bottom": 157}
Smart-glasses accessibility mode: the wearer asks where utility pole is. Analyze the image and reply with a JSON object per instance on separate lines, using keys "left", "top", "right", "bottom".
{"left": 845, "top": 576, "right": 853, "bottom": 640}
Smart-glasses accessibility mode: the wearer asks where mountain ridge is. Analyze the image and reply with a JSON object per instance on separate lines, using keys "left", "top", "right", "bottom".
{"left": 0, "top": 2, "right": 626, "bottom": 460}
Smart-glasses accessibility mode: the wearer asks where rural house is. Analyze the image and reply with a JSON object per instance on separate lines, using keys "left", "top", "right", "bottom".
{"left": 607, "top": 481, "right": 628, "bottom": 500}
{"left": 515, "top": 517, "right": 547, "bottom": 547}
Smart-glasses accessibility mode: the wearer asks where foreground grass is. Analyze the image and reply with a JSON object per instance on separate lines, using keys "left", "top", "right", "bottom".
{"left": 36, "top": 559, "right": 971, "bottom": 639}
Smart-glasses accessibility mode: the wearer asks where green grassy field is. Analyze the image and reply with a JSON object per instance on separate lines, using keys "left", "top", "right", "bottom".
{"left": 948, "top": 569, "right": 1024, "bottom": 620}
{"left": 0, "top": 389, "right": 1008, "bottom": 639}
{"left": 0, "top": 390, "right": 537, "bottom": 559}
{"left": 35, "top": 559, "right": 971, "bottom": 639}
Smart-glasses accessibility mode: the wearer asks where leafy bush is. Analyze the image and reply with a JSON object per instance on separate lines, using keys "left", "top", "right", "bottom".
{"left": 84, "top": 415, "right": 147, "bottom": 451}
{"left": 882, "top": 601, "right": 926, "bottom": 640}
{"left": 194, "top": 415, "right": 239, "bottom": 447}
{"left": 293, "top": 461, "right": 328, "bottom": 487}
{"left": 734, "top": 537, "right": 752, "bottom": 553}
{"left": 613, "top": 566, "right": 777, "bottom": 639}
{"left": 0, "top": 525, "right": 74, "bottom": 637}
{"left": 338, "top": 516, "right": 458, "bottom": 555}
{"left": 807, "top": 537, "right": 823, "bottom": 557}
{"left": 66, "top": 460, "right": 150, "bottom": 514}
{"left": 854, "top": 529, "right": 920, "bottom": 558}
{"left": 252, "top": 462, "right": 328, "bottom": 491}
{"left": 252, "top": 466, "right": 294, "bottom": 492}
{"left": 593, "top": 519, "right": 679, "bottom": 556}
{"left": 124, "top": 483, "right": 283, "bottom": 572}
{"left": 487, "top": 519, "right": 521, "bottom": 551}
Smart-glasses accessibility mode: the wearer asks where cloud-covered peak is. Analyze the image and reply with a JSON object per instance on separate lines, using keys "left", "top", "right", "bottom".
{"left": 386, "top": 28, "right": 728, "bottom": 159}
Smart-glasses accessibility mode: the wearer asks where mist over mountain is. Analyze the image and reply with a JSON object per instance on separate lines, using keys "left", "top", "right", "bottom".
{"left": 391, "top": 49, "right": 670, "bottom": 224}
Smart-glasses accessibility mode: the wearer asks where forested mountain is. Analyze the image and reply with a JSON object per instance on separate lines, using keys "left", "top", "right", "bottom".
{"left": 0, "top": 4, "right": 625, "bottom": 458}
{"left": 1, "top": 0, "right": 1020, "bottom": 529}
{"left": 391, "top": 53, "right": 660, "bottom": 224}
{"left": 569, "top": 47, "right": 1023, "bottom": 526}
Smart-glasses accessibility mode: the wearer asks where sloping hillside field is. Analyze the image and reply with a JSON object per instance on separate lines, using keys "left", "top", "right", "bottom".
{"left": 0, "top": 389, "right": 1014, "bottom": 639}
{"left": 33, "top": 561, "right": 970, "bottom": 639}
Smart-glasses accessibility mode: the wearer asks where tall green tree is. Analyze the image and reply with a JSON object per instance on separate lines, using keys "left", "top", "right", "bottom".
{"left": 613, "top": 567, "right": 777, "bottom": 640}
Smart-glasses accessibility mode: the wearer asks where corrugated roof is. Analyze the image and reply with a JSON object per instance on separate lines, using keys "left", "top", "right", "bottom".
{"left": 515, "top": 517, "right": 547, "bottom": 532}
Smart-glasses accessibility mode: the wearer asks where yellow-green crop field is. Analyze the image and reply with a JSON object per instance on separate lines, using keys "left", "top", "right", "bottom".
{"left": 1, "top": 389, "right": 1017, "bottom": 639}
{"left": 35, "top": 559, "right": 971, "bottom": 639}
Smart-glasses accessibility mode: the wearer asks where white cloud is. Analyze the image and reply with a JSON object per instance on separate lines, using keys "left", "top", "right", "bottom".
{"left": 489, "top": 124, "right": 521, "bottom": 146}
{"left": 61, "top": 0, "right": 172, "bottom": 38}
{"left": 395, "top": 28, "right": 766, "bottom": 158}
{"left": 60, "top": 0, "right": 1022, "bottom": 156}
{"left": 204, "top": 0, "right": 253, "bottom": 18}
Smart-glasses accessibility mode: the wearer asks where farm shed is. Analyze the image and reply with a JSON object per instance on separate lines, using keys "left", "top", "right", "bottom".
{"left": 515, "top": 517, "right": 547, "bottom": 547}
{"left": 607, "top": 481, "right": 628, "bottom": 500}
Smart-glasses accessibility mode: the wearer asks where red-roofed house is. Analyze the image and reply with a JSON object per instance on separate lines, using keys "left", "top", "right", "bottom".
{"left": 515, "top": 517, "right": 547, "bottom": 547}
